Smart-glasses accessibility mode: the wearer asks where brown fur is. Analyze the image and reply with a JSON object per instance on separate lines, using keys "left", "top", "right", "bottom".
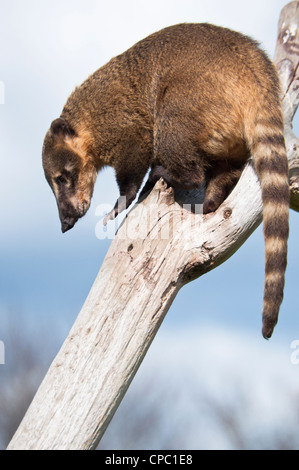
{"left": 42, "top": 23, "right": 289, "bottom": 338}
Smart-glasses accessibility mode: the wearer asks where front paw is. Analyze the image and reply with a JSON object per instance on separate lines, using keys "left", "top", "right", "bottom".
{"left": 103, "top": 208, "right": 118, "bottom": 226}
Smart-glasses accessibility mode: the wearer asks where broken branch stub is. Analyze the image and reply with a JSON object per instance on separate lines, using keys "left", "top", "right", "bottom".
{"left": 274, "top": 1, "right": 299, "bottom": 211}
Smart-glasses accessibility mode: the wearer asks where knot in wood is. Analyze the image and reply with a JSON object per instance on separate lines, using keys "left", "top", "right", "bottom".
{"left": 223, "top": 208, "right": 232, "bottom": 219}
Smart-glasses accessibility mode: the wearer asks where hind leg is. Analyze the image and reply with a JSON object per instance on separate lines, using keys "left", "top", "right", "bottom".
{"left": 154, "top": 122, "right": 207, "bottom": 191}
{"left": 203, "top": 162, "right": 244, "bottom": 214}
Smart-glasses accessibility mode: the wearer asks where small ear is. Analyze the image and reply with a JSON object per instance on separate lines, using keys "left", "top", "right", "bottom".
{"left": 50, "top": 118, "right": 74, "bottom": 137}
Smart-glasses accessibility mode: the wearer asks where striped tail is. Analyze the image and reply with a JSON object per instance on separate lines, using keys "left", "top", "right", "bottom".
{"left": 249, "top": 115, "right": 289, "bottom": 339}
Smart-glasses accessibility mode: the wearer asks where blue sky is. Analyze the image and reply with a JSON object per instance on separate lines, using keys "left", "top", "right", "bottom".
{"left": 0, "top": 0, "right": 299, "bottom": 449}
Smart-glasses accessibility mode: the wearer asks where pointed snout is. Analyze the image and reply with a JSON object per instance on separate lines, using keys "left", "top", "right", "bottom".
{"left": 58, "top": 204, "right": 79, "bottom": 234}
{"left": 61, "top": 217, "right": 78, "bottom": 233}
{"left": 58, "top": 197, "right": 90, "bottom": 233}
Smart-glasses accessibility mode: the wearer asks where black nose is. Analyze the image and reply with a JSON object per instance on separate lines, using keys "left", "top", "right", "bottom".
{"left": 61, "top": 221, "right": 74, "bottom": 233}
{"left": 58, "top": 202, "right": 79, "bottom": 233}
{"left": 60, "top": 216, "right": 77, "bottom": 233}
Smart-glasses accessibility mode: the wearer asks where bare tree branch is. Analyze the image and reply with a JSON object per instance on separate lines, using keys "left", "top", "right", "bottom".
{"left": 274, "top": 1, "right": 299, "bottom": 210}
{"left": 7, "top": 1, "right": 299, "bottom": 451}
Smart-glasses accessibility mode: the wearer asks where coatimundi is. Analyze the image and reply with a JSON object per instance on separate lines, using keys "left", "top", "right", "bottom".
{"left": 42, "top": 23, "right": 289, "bottom": 339}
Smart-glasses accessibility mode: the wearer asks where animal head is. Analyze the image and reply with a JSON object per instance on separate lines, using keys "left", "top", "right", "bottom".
{"left": 42, "top": 118, "right": 97, "bottom": 233}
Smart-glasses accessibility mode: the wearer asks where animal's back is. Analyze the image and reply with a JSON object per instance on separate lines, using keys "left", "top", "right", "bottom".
{"left": 120, "top": 24, "right": 281, "bottom": 158}
{"left": 128, "top": 23, "right": 290, "bottom": 338}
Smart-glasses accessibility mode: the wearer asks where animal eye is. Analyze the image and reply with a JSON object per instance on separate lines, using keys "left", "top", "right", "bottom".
{"left": 55, "top": 175, "right": 68, "bottom": 185}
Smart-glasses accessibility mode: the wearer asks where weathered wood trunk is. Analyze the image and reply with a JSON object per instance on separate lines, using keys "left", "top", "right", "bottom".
{"left": 7, "top": 1, "right": 299, "bottom": 451}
